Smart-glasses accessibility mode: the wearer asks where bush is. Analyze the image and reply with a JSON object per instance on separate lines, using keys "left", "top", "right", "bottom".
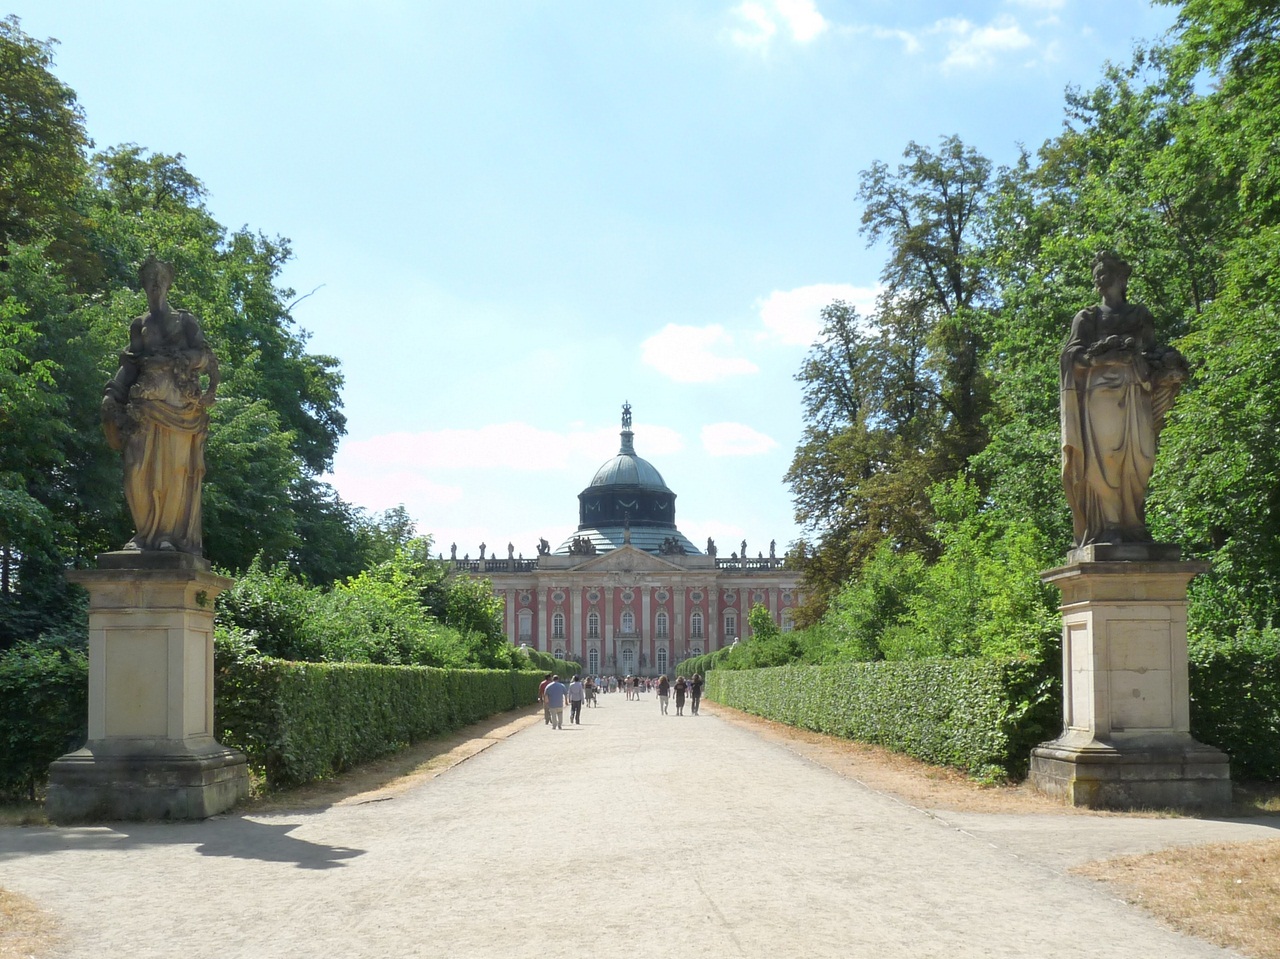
{"left": 1189, "top": 627, "right": 1280, "bottom": 781}
{"left": 705, "top": 656, "right": 1060, "bottom": 779}
{"left": 217, "top": 556, "right": 322, "bottom": 660}
{"left": 0, "top": 641, "right": 88, "bottom": 799}
{"left": 215, "top": 632, "right": 544, "bottom": 789}
{"left": 516, "top": 646, "right": 582, "bottom": 678}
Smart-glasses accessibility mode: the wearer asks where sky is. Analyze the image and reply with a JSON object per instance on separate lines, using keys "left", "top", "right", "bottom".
{"left": 15, "top": 0, "right": 1179, "bottom": 560}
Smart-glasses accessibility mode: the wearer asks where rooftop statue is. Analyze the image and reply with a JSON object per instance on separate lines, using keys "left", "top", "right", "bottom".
{"left": 102, "top": 258, "right": 218, "bottom": 554}
{"left": 1060, "top": 252, "right": 1188, "bottom": 547}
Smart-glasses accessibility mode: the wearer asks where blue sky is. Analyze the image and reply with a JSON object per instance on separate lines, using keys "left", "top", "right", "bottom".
{"left": 16, "top": 0, "right": 1178, "bottom": 559}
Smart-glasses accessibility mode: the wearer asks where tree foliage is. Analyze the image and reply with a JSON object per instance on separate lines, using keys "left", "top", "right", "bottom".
{"left": 788, "top": 0, "right": 1280, "bottom": 659}
{"left": 0, "top": 18, "right": 367, "bottom": 644}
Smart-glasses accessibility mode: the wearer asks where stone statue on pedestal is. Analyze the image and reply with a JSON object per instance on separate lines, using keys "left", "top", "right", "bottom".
{"left": 1060, "top": 252, "right": 1187, "bottom": 547}
{"left": 102, "top": 258, "right": 218, "bottom": 554}
{"left": 1028, "top": 252, "right": 1229, "bottom": 809}
{"left": 48, "top": 258, "right": 248, "bottom": 822}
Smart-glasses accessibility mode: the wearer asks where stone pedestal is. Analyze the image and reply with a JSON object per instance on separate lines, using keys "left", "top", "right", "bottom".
{"left": 1029, "top": 544, "right": 1231, "bottom": 809}
{"left": 46, "top": 552, "right": 249, "bottom": 822}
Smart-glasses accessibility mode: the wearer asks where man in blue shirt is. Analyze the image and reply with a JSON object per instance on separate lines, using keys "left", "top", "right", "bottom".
{"left": 543, "top": 675, "right": 568, "bottom": 730}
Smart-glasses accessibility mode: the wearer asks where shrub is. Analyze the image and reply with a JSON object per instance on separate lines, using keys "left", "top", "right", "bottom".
{"left": 1189, "top": 627, "right": 1280, "bottom": 780}
{"left": 705, "top": 656, "right": 1060, "bottom": 779}
{"left": 0, "top": 641, "right": 88, "bottom": 799}
{"left": 216, "top": 556, "right": 322, "bottom": 660}
{"left": 215, "top": 632, "right": 544, "bottom": 789}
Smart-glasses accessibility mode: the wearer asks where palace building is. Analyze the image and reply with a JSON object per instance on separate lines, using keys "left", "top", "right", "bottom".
{"left": 451, "top": 404, "right": 801, "bottom": 676}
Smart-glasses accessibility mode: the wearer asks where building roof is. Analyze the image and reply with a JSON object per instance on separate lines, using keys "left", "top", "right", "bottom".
{"left": 556, "top": 402, "right": 700, "bottom": 556}
{"left": 585, "top": 403, "right": 671, "bottom": 492}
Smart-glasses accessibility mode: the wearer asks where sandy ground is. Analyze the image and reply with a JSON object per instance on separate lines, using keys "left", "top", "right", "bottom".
{"left": 1, "top": 693, "right": 1276, "bottom": 959}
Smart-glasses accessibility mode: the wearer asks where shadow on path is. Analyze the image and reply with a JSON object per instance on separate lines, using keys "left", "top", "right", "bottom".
{"left": 0, "top": 817, "right": 365, "bottom": 870}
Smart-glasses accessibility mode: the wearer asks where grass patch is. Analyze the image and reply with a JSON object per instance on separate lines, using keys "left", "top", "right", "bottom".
{"left": 1075, "top": 840, "right": 1280, "bottom": 959}
{"left": 0, "top": 887, "right": 59, "bottom": 959}
{"left": 0, "top": 799, "right": 47, "bottom": 827}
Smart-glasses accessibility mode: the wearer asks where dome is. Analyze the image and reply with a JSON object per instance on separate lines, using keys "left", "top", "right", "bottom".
{"left": 556, "top": 402, "right": 701, "bottom": 556}
{"left": 588, "top": 438, "right": 671, "bottom": 492}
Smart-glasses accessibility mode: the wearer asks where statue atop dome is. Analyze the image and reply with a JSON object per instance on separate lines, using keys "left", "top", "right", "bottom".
{"left": 621, "top": 400, "right": 632, "bottom": 430}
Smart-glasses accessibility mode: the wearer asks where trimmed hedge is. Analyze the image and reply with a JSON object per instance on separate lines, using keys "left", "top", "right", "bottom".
{"left": 705, "top": 657, "right": 1060, "bottom": 779}
{"left": 0, "top": 642, "right": 88, "bottom": 799}
{"left": 677, "top": 648, "right": 729, "bottom": 678}
{"left": 1190, "top": 643, "right": 1280, "bottom": 781}
{"left": 215, "top": 647, "right": 544, "bottom": 788}
{"left": 517, "top": 647, "right": 585, "bottom": 678}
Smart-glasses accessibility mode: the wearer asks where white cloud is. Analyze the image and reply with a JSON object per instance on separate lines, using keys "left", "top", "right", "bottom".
{"left": 774, "top": 0, "right": 828, "bottom": 42}
{"left": 841, "top": 24, "right": 922, "bottom": 55}
{"left": 934, "top": 16, "right": 1033, "bottom": 71}
{"left": 1006, "top": 0, "right": 1066, "bottom": 9}
{"left": 701, "top": 422, "right": 779, "bottom": 457}
{"left": 756, "top": 283, "right": 881, "bottom": 346}
{"left": 641, "top": 323, "right": 759, "bottom": 383}
{"left": 730, "top": 0, "right": 827, "bottom": 50}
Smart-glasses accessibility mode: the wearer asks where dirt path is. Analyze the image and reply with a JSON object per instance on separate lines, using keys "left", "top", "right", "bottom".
{"left": 1, "top": 693, "right": 1275, "bottom": 958}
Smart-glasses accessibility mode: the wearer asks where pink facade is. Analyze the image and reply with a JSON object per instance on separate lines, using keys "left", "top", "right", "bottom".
{"left": 474, "top": 546, "right": 799, "bottom": 676}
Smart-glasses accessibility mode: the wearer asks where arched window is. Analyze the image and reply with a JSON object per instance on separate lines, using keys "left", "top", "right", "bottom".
{"left": 621, "top": 610, "right": 635, "bottom": 634}
{"left": 656, "top": 646, "right": 668, "bottom": 674}
{"left": 781, "top": 611, "right": 794, "bottom": 633}
{"left": 621, "top": 647, "right": 634, "bottom": 673}
{"left": 588, "top": 647, "right": 599, "bottom": 674}
{"left": 723, "top": 612, "right": 737, "bottom": 640}
{"left": 554, "top": 647, "right": 565, "bottom": 660}
{"left": 690, "top": 645, "right": 703, "bottom": 657}
{"left": 587, "top": 612, "right": 600, "bottom": 639}
{"left": 518, "top": 610, "right": 532, "bottom": 641}
{"left": 655, "top": 611, "right": 669, "bottom": 638}
{"left": 690, "top": 610, "right": 704, "bottom": 638}
{"left": 552, "top": 612, "right": 565, "bottom": 639}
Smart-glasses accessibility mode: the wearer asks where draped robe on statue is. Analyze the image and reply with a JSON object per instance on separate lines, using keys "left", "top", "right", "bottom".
{"left": 104, "top": 306, "right": 215, "bottom": 555}
{"left": 1060, "top": 304, "right": 1180, "bottom": 546}
{"left": 122, "top": 351, "right": 209, "bottom": 553}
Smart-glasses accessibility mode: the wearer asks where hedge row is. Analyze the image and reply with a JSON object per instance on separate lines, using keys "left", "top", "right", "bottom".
{"left": 519, "top": 647, "right": 587, "bottom": 678}
{"left": 705, "top": 657, "right": 1060, "bottom": 780}
{"left": 0, "top": 643, "right": 88, "bottom": 800}
{"left": 1190, "top": 642, "right": 1280, "bottom": 781}
{"left": 215, "top": 647, "right": 545, "bottom": 788}
{"left": 676, "top": 648, "right": 729, "bottom": 678}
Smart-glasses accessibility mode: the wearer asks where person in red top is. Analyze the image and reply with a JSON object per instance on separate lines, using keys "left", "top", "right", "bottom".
{"left": 537, "top": 673, "right": 553, "bottom": 725}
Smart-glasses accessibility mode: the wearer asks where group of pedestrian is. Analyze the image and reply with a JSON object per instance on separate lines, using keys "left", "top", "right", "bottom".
{"left": 541, "top": 670, "right": 704, "bottom": 728}
{"left": 656, "top": 673, "right": 702, "bottom": 716}
{"left": 538, "top": 673, "right": 587, "bottom": 729}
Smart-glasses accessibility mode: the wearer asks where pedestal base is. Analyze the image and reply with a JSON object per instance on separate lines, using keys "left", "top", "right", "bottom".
{"left": 1030, "top": 732, "right": 1231, "bottom": 809}
{"left": 50, "top": 554, "right": 247, "bottom": 823}
{"left": 46, "top": 738, "right": 249, "bottom": 822}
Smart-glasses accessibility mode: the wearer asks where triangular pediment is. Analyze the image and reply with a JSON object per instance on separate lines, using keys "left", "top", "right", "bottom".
{"left": 569, "top": 545, "right": 685, "bottom": 572}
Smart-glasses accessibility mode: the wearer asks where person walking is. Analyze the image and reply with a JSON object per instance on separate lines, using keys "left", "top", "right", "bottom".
{"left": 568, "top": 674, "right": 585, "bottom": 725}
{"left": 538, "top": 673, "right": 553, "bottom": 725}
{"left": 674, "top": 675, "right": 687, "bottom": 716}
{"left": 657, "top": 674, "right": 670, "bottom": 715}
{"left": 544, "top": 675, "right": 568, "bottom": 730}
{"left": 690, "top": 673, "right": 703, "bottom": 715}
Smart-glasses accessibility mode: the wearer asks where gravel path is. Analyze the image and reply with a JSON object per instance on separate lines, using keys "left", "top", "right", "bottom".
{"left": 1, "top": 693, "right": 1274, "bottom": 958}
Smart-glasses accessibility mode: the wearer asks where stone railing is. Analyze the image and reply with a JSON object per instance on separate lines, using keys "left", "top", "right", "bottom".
{"left": 714, "top": 556, "right": 787, "bottom": 571}
{"left": 448, "top": 558, "right": 538, "bottom": 574}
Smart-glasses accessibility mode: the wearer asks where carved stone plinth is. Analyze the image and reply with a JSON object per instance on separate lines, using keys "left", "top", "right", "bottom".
{"left": 1029, "top": 545, "right": 1231, "bottom": 809}
{"left": 46, "top": 553, "right": 249, "bottom": 822}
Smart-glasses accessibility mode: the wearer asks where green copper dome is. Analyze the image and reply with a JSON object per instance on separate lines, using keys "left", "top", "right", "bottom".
{"left": 556, "top": 402, "right": 701, "bottom": 556}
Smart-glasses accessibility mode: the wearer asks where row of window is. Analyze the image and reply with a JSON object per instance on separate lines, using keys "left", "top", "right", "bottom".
{"left": 539, "top": 609, "right": 718, "bottom": 640}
